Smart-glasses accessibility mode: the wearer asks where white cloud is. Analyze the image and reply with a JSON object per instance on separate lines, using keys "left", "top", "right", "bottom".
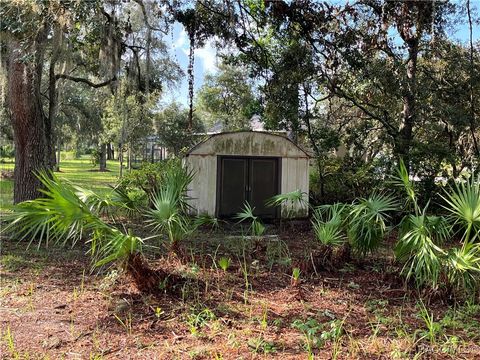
{"left": 180, "top": 39, "right": 218, "bottom": 74}
{"left": 195, "top": 40, "right": 218, "bottom": 73}
{"left": 174, "top": 29, "right": 188, "bottom": 49}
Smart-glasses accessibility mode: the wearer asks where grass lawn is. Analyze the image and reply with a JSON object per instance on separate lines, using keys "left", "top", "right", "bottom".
{"left": 0, "top": 155, "right": 120, "bottom": 210}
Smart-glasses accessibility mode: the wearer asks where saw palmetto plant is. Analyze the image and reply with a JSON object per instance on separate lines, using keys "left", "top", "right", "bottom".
{"left": 395, "top": 211, "right": 449, "bottom": 288}
{"left": 235, "top": 202, "right": 265, "bottom": 237}
{"left": 145, "top": 164, "right": 194, "bottom": 246}
{"left": 266, "top": 189, "right": 309, "bottom": 218}
{"left": 347, "top": 192, "right": 398, "bottom": 255}
{"left": 441, "top": 174, "right": 480, "bottom": 244}
{"left": 4, "top": 171, "right": 166, "bottom": 293}
{"left": 311, "top": 203, "right": 347, "bottom": 247}
{"left": 393, "top": 161, "right": 480, "bottom": 294}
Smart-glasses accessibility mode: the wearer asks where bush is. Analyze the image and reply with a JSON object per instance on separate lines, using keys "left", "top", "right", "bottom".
{"left": 394, "top": 161, "right": 480, "bottom": 297}
{"left": 0, "top": 144, "right": 15, "bottom": 158}
{"left": 309, "top": 157, "right": 387, "bottom": 205}
{"left": 118, "top": 159, "right": 182, "bottom": 199}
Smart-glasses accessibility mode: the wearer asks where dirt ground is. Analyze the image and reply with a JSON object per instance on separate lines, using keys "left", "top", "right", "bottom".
{"left": 1, "top": 224, "right": 480, "bottom": 359}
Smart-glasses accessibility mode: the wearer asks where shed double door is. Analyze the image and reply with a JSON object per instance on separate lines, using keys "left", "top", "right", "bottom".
{"left": 218, "top": 157, "right": 279, "bottom": 218}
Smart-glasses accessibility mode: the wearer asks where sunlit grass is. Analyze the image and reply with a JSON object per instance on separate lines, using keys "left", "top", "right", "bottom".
{"left": 0, "top": 155, "right": 121, "bottom": 210}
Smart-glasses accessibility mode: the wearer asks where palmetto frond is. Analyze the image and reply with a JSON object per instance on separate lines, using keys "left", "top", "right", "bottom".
{"left": 145, "top": 164, "right": 194, "bottom": 244}
{"left": 146, "top": 188, "right": 191, "bottom": 243}
{"left": 4, "top": 171, "right": 102, "bottom": 248}
{"left": 265, "top": 189, "right": 308, "bottom": 208}
{"left": 348, "top": 192, "right": 399, "bottom": 254}
{"left": 235, "top": 202, "right": 265, "bottom": 236}
{"left": 4, "top": 171, "right": 140, "bottom": 268}
{"left": 444, "top": 243, "right": 480, "bottom": 292}
{"left": 93, "top": 229, "right": 143, "bottom": 268}
{"left": 311, "top": 203, "right": 347, "bottom": 246}
{"left": 395, "top": 211, "right": 450, "bottom": 288}
{"left": 392, "top": 159, "right": 418, "bottom": 213}
{"left": 441, "top": 175, "right": 480, "bottom": 243}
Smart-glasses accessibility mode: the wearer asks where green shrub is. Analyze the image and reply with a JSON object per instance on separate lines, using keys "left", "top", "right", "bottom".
{"left": 145, "top": 162, "right": 194, "bottom": 245}
{"left": 118, "top": 159, "right": 182, "bottom": 199}
{"left": 311, "top": 203, "right": 347, "bottom": 247}
{"left": 347, "top": 193, "right": 398, "bottom": 254}
{"left": 235, "top": 202, "right": 265, "bottom": 236}
{"left": 0, "top": 144, "right": 15, "bottom": 158}
{"left": 394, "top": 160, "right": 480, "bottom": 296}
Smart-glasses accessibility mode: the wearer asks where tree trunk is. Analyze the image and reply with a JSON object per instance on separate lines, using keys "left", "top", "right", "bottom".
{"left": 8, "top": 41, "right": 49, "bottom": 203}
{"left": 99, "top": 143, "right": 107, "bottom": 172}
{"left": 395, "top": 4, "right": 419, "bottom": 171}
{"left": 119, "top": 145, "right": 124, "bottom": 178}
{"left": 126, "top": 253, "right": 170, "bottom": 293}
{"left": 56, "top": 140, "right": 61, "bottom": 172}
{"left": 127, "top": 144, "right": 132, "bottom": 171}
{"left": 106, "top": 143, "right": 114, "bottom": 160}
{"left": 46, "top": 23, "right": 64, "bottom": 170}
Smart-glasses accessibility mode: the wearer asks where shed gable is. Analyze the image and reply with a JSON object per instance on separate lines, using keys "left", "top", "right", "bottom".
{"left": 188, "top": 131, "right": 308, "bottom": 158}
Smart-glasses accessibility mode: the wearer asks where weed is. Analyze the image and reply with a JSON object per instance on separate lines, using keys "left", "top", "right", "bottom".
{"left": 2, "top": 326, "right": 19, "bottom": 359}
{"left": 320, "top": 319, "right": 344, "bottom": 343}
{"left": 98, "top": 269, "right": 120, "bottom": 292}
{"left": 292, "top": 318, "right": 322, "bottom": 358}
{"left": 187, "top": 306, "right": 216, "bottom": 336}
{"left": 441, "top": 335, "right": 460, "bottom": 355}
{"left": 217, "top": 257, "right": 231, "bottom": 272}
{"left": 365, "top": 299, "right": 389, "bottom": 314}
{"left": 238, "top": 246, "right": 252, "bottom": 303}
{"left": 247, "top": 336, "right": 277, "bottom": 354}
{"left": 89, "top": 354, "right": 105, "bottom": 360}
{"left": 114, "top": 312, "right": 133, "bottom": 335}
{"left": 25, "top": 282, "right": 35, "bottom": 311}
{"left": 154, "top": 307, "right": 164, "bottom": 319}
{"left": 291, "top": 267, "right": 301, "bottom": 287}
{"left": 439, "top": 302, "right": 480, "bottom": 337}
{"left": 265, "top": 239, "right": 291, "bottom": 269}
{"left": 347, "top": 281, "right": 360, "bottom": 289}
{"left": 0, "top": 254, "right": 29, "bottom": 271}
{"left": 260, "top": 304, "right": 268, "bottom": 329}
{"left": 272, "top": 318, "right": 283, "bottom": 328}
{"left": 415, "top": 302, "right": 443, "bottom": 345}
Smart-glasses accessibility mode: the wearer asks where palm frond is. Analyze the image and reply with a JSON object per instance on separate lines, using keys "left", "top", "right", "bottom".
{"left": 266, "top": 189, "right": 308, "bottom": 207}
{"left": 235, "top": 202, "right": 265, "bottom": 236}
{"left": 395, "top": 211, "right": 449, "bottom": 288}
{"left": 193, "top": 213, "right": 220, "bottom": 230}
{"left": 146, "top": 187, "right": 192, "bottom": 243}
{"left": 444, "top": 243, "right": 480, "bottom": 292}
{"left": 3, "top": 171, "right": 145, "bottom": 271}
{"left": 93, "top": 229, "right": 143, "bottom": 268}
{"left": 391, "top": 158, "right": 419, "bottom": 214}
{"left": 311, "top": 203, "right": 347, "bottom": 247}
{"left": 441, "top": 174, "right": 480, "bottom": 243}
{"left": 4, "top": 171, "right": 102, "bottom": 248}
{"left": 347, "top": 192, "right": 398, "bottom": 254}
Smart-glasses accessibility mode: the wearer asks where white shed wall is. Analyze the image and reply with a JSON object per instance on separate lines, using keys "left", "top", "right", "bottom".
{"left": 185, "top": 155, "right": 217, "bottom": 215}
{"left": 280, "top": 158, "right": 309, "bottom": 217}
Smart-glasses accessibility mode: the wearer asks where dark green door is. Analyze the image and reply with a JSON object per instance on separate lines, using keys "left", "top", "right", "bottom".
{"left": 218, "top": 157, "right": 279, "bottom": 218}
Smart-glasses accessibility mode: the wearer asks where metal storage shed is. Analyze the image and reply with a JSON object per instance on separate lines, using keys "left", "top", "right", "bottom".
{"left": 185, "top": 131, "right": 310, "bottom": 219}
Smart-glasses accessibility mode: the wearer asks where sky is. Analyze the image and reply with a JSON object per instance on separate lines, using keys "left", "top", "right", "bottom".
{"left": 162, "top": 22, "right": 218, "bottom": 107}
{"left": 163, "top": 5, "right": 480, "bottom": 107}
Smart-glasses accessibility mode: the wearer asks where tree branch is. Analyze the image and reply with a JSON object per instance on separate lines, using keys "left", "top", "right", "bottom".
{"left": 132, "top": 0, "right": 167, "bottom": 34}
{"left": 55, "top": 74, "right": 117, "bottom": 88}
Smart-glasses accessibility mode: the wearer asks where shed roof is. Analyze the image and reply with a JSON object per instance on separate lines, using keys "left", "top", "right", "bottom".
{"left": 186, "top": 131, "right": 309, "bottom": 158}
